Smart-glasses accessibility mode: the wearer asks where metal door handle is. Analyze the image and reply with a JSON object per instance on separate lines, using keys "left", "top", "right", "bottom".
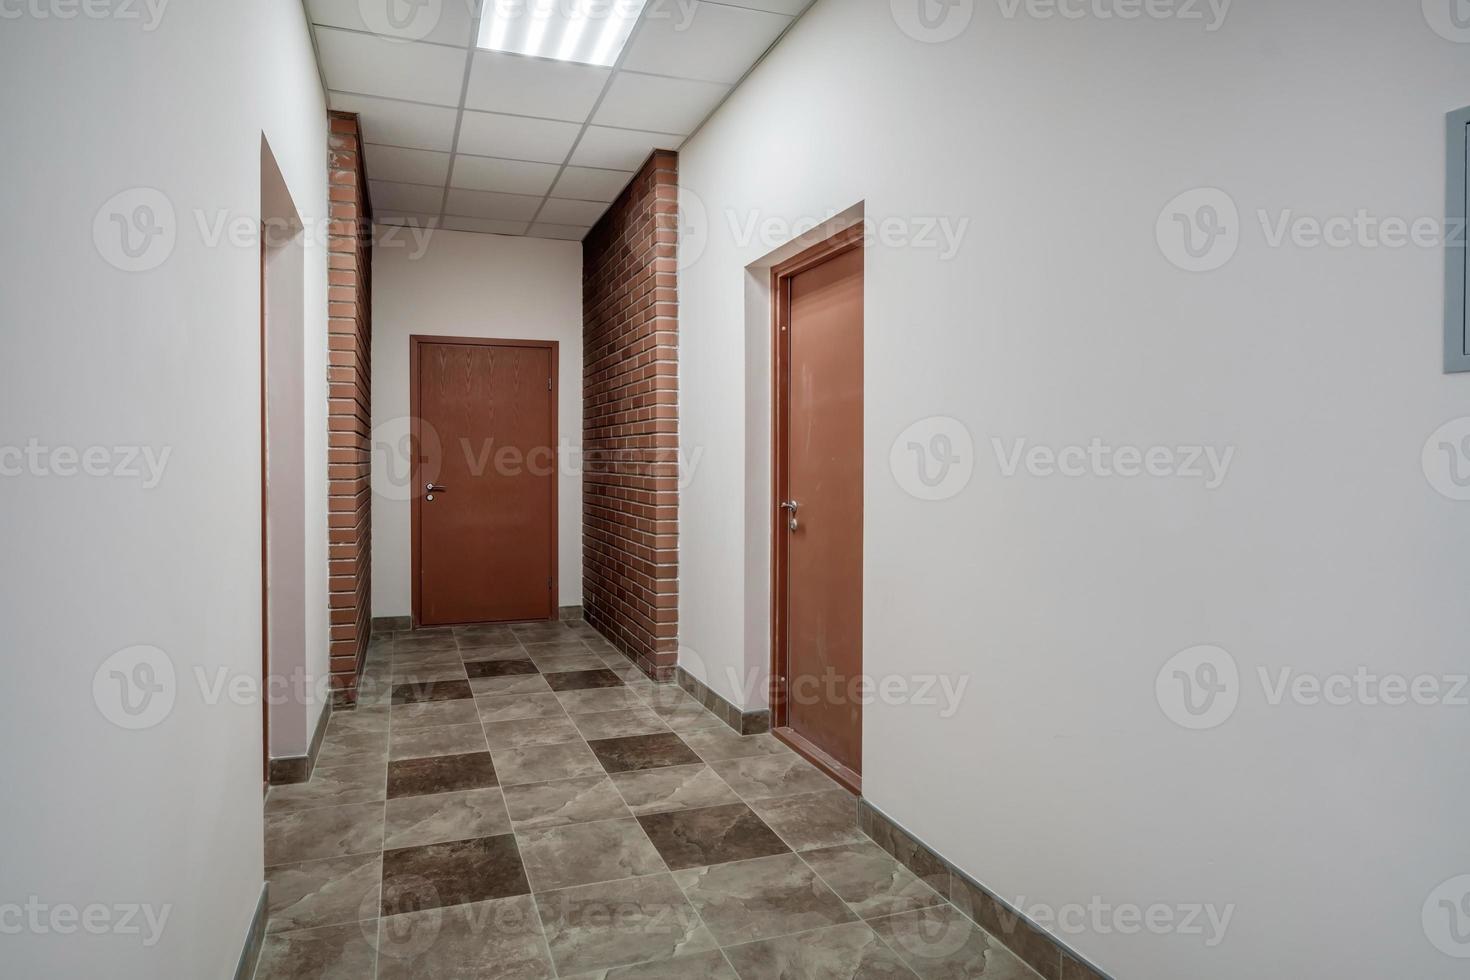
{"left": 780, "top": 500, "right": 799, "bottom": 531}
{"left": 426, "top": 484, "right": 447, "bottom": 492}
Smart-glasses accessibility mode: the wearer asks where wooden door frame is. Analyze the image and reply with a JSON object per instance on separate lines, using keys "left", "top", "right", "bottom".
{"left": 409, "top": 335, "right": 560, "bottom": 628}
{"left": 769, "top": 224, "right": 866, "bottom": 795}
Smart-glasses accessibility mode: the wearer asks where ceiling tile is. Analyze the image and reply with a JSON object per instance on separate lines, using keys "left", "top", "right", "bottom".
{"left": 329, "top": 92, "right": 459, "bottom": 151}
{"left": 362, "top": 144, "right": 452, "bottom": 185}
{"left": 528, "top": 223, "right": 588, "bottom": 241}
{"left": 306, "top": 0, "right": 477, "bottom": 47}
{"left": 536, "top": 198, "right": 608, "bottom": 226}
{"left": 314, "top": 27, "right": 467, "bottom": 106}
{"left": 456, "top": 111, "right": 582, "bottom": 163}
{"left": 710, "top": 0, "right": 810, "bottom": 13}
{"left": 464, "top": 51, "right": 610, "bottom": 122}
{"left": 570, "top": 126, "right": 682, "bottom": 170}
{"left": 592, "top": 72, "right": 729, "bottom": 135}
{"left": 370, "top": 180, "right": 446, "bottom": 213}
{"left": 442, "top": 216, "right": 530, "bottom": 236}
{"left": 445, "top": 188, "right": 544, "bottom": 221}
{"left": 450, "top": 156, "right": 561, "bottom": 196}
{"left": 551, "top": 166, "right": 634, "bottom": 203}
{"left": 622, "top": 2, "right": 791, "bottom": 83}
{"left": 375, "top": 212, "right": 442, "bottom": 227}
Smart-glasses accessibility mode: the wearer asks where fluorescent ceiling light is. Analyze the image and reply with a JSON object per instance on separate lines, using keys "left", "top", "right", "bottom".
{"left": 477, "top": 0, "right": 649, "bottom": 67}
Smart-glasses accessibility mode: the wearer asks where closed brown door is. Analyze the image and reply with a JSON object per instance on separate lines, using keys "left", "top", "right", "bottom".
{"left": 412, "top": 337, "right": 557, "bottom": 626}
{"left": 773, "top": 231, "right": 864, "bottom": 791}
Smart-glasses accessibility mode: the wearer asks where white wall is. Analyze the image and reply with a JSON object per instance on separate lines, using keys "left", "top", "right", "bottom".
{"left": 0, "top": 4, "right": 329, "bottom": 978}
{"left": 678, "top": 1, "right": 1470, "bottom": 977}
{"left": 263, "top": 160, "right": 312, "bottom": 758}
{"left": 371, "top": 230, "right": 584, "bottom": 616}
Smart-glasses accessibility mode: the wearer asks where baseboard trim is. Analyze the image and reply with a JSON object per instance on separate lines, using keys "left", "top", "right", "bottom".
{"left": 232, "top": 882, "right": 268, "bottom": 980}
{"left": 267, "top": 700, "right": 333, "bottom": 786}
{"left": 371, "top": 615, "right": 411, "bottom": 634}
{"left": 675, "top": 667, "right": 770, "bottom": 735}
{"left": 858, "top": 799, "right": 1113, "bottom": 980}
{"left": 558, "top": 604, "right": 584, "bottom": 621}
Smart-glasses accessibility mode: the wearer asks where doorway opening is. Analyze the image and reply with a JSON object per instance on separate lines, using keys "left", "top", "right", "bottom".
{"left": 770, "top": 224, "right": 865, "bottom": 794}
{"left": 260, "top": 137, "right": 307, "bottom": 784}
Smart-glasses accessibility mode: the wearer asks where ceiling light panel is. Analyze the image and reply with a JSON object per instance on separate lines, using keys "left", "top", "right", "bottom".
{"left": 477, "top": 0, "right": 650, "bottom": 67}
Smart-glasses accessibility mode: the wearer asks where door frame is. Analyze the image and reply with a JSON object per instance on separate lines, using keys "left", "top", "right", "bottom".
{"left": 769, "top": 224, "right": 866, "bottom": 795}
{"left": 409, "top": 334, "right": 560, "bottom": 628}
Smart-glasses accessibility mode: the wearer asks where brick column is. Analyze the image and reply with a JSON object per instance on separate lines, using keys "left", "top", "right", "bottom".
{"left": 326, "top": 111, "right": 373, "bottom": 706}
{"left": 581, "top": 150, "right": 679, "bottom": 681}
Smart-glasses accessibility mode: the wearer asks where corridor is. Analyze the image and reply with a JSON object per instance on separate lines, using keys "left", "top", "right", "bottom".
{"left": 256, "top": 618, "right": 1032, "bottom": 979}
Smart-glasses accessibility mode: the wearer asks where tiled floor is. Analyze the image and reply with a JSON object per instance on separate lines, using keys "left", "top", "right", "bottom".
{"left": 256, "top": 620, "right": 1040, "bottom": 980}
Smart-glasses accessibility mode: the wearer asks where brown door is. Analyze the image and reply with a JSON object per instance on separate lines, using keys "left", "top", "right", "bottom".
{"left": 772, "top": 229, "right": 864, "bottom": 792}
{"left": 412, "top": 337, "right": 558, "bottom": 626}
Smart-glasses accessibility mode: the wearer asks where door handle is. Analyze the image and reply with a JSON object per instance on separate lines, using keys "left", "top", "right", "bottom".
{"left": 780, "top": 500, "right": 799, "bottom": 531}
{"left": 426, "top": 483, "right": 446, "bottom": 502}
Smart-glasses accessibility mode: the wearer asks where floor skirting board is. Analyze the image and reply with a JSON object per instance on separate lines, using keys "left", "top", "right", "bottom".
{"left": 266, "top": 701, "right": 332, "bottom": 786}
{"left": 858, "top": 799, "right": 1113, "bottom": 980}
{"left": 675, "top": 666, "right": 770, "bottom": 735}
{"left": 232, "top": 883, "right": 268, "bottom": 980}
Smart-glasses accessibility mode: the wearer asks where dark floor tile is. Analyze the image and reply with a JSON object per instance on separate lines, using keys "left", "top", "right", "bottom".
{"left": 869, "top": 905, "right": 1040, "bottom": 980}
{"left": 391, "top": 678, "right": 473, "bottom": 705}
{"left": 381, "top": 834, "right": 529, "bottom": 915}
{"left": 589, "top": 732, "right": 702, "bottom": 773}
{"left": 544, "top": 668, "right": 626, "bottom": 691}
{"left": 637, "top": 802, "right": 790, "bottom": 870}
{"left": 724, "top": 922, "right": 918, "bottom": 979}
{"left": 672, "top": 852, "right": 855, "bottom": 946}
{"left": 387, "top": 751, "right": 498, "bottom": 799}
{"left": 255, "top": 922, "right": 377, "bottom": 980}
{"left": 748, "top": 789, "right": 864, "bottom": 851}
{"left": 376, "top": 895, "right": 554, "bottom": 980}
{"left": 465, "top": 657, "right": 539, "bottom": 678}
{"left": 265, "top": 852, "right": 381, "bottom": 934}
{"left": 535, "top": 874, "right": 716, "bottom": 975}
{"left": 517, "top": 817, "right": 666, "bottom": 890}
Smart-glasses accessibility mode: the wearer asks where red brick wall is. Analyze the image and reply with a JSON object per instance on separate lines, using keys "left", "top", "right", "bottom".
{"left": 582, "top": 150, "right": 679, "bottom": 680}
{"left": 326, "top": 112, "right": 372, "bottom": 706}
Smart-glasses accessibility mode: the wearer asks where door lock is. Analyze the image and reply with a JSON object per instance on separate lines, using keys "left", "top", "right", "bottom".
{"left": 779, "top": 500, "right": 800, "bottom": 531}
